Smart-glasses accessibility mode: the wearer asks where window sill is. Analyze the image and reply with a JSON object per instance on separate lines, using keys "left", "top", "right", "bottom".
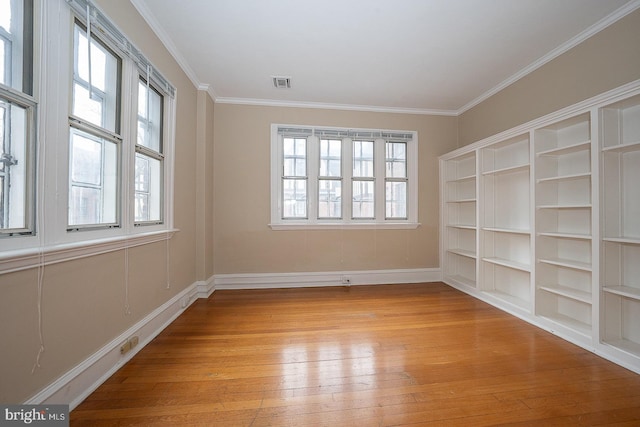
{"left": 0, "top": 229, "right": 178, "bottom": 275}
{"left": 269, "top": 222, "right": 421, "bottom": 231}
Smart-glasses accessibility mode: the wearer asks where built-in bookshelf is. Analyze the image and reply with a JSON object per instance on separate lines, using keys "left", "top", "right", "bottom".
{"left": 534, "top": 113, "right": 594, "bottom": 338}
{"left": 439, "top": 81, "right": 640, "bottom": 375}
{"left": 600, "top": 94, "right": 640, "bottom": 357}
{"left": 441, "top": 151, "right": 477, "bottom": 288}
{"left": 479, "top": 135, "right": 531, "bottom": 311}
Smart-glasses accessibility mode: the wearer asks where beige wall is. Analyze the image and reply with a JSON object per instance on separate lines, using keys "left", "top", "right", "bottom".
{"left": 0, "top": 0, "right": 204, "bottom": 403}
{"left": 459, "top": 8, "right": 640, "bottom": 146}
{"left": 213, "top": 104, "right": 458, "bottom": 274}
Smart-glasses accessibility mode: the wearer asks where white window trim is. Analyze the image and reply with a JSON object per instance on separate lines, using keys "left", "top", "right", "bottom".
{"left": 0, "top": 0, "right": 177, "bottom": 273}
{"left": 269, "top": 124, "right": 420, "bottom": 230}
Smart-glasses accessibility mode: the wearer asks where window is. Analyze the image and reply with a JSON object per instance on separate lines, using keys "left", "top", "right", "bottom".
{"left": 135, "top": 78, "right": 164, "bottom": 224}
{"left": 271, "top": 125, "right": 418, "bottom": 229}
{"left": 0, "top": 0, "right": 177, "bottom": 264}
{"left": 0, "top": 0, "right": 34, "bottom": 236}
{"left": 69, "top": 21, "right": 121, "bottom": 228}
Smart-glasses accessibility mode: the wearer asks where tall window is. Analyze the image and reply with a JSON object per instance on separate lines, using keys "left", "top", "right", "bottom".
{"left": 385, "top": 141, "right": 407, "bottom": 219}
{"left": 135, "top": 78, "right": 163, "bottom": 223}
{"left": 271, "top": 125, "right": 418, "bottom": 229}
{"left": 69, "top": 22, "right": 120, "bottom": 228}
{"left": 0, "top": 0, "right": 34, "bottom": 235}
{"left": 318, "top": 138, "right": 341, "bottom": 219}
{"left": 282, "top": 137, "right": 307, "bottom": 218}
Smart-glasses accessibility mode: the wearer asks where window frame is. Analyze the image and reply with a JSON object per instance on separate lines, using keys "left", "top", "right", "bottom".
{"left": 270, "top": 124, "right": 419, "bottom": 230}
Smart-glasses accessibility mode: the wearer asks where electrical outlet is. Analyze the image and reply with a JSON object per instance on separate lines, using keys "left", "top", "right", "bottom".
{"left": 341, "top": 276, "right": 351, "bottom": 285}
{"left": 120, "top": 340, "right": 131, "bottom": 354}
{"left": 129, "top": 336, "right": 139, "bottom": 348}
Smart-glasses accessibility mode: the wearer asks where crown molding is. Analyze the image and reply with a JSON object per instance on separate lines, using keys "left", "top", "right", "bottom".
{"left": 457, "top": 0, "right": 640, "bottom": 115}
{"left": 130, "top": 0, "right": 203, "bottom": 94}
{"left": 214, "top": 97, "right": 458, "bottom": 116}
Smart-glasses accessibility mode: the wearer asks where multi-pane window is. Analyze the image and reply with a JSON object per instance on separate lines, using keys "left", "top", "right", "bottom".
{"left": 318, "top": 138, "right": 341, "bottom": 218}
{"left": 0, "top": 0, "right": 34, "bottom": 235}
{"left": 272, "top": 125, "right": 417, "bottom": 228}
{"left": 135, "top": 79, "right": 163, "bottom": 223}
{"left": 352, "top": 140, "right": 375, "bottom": 219}
{"left": 282, "top": 137, "right": 307, "bottom": 218}
{"left": 69, "top": 22, "right": 121, "bottom": 228}
{"left": 385, "top": 142, "right": 407, "bottom": 219}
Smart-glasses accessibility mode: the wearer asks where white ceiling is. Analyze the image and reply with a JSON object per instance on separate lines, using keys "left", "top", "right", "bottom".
{"left": 132, "top": 0, "right": 639, "bottom": 115}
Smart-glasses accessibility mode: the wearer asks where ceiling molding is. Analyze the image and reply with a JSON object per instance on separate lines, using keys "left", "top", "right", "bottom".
{"left": 130, "top": 0, "right": 204, "bottom": 94}
{"left": 457, "top": 0, "right": 640, "bottom": 115}
{"left": 214, "top": 97, "right": 458, "bottom": 116}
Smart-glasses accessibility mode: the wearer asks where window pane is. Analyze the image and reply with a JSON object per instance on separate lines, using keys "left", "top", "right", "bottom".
{"left": 283, "top": 137, "right": 306, "bottom": 177}
{"left": 282, "top": 178, "right": 306, "bottom": 218}
{"left": 0, "top": 0, "right": 33, "bottom": 94}
{"left": 137, "top": 80, "right": 163, "bottom": 152}
{"left": 386, "top": 181, "right": 407, "bottom": 219}
{"left": 318, "top": 179, "right": 341, "bottom": 218}
{"left": 353, "top": 140, "right": 374, "bottom": 177}
{"left": 69, "top": 129, "right": 118, "bottom": 226}
{"left": 352, "top": 180, "right": 374, "bottom": 219}
{"left": 320, "top": 139, "right": 341, "bottom": 177}
{"left": 73, "top": 83, "right": 103, "bottom": 128}
{"left": 0, "top": 98, "right": 28, "bottom": 230}
{"left": 135, "top": 153, "right": 162, "bottom": 222}
{"left": 386, "top": 142, "right": 407, "bottom": 178}
{"left": 73, "top": 23, "right": 120, "bottom": 133}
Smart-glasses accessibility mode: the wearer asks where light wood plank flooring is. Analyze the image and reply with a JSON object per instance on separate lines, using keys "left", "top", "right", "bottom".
{"left": 71, "top": 283, "right": 640, "bottom": 426}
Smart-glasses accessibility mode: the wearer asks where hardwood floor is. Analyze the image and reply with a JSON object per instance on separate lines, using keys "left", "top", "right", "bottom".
{"left": 70, "top": 283, "right": 640, "bottom": 426}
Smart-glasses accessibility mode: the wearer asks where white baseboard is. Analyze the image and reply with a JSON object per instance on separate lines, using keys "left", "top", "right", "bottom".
{"left": 214, "top": 268, "right": 442, "bottom": 290}
{"left": 26, "top": 277, "right": 213, "bottom": 410}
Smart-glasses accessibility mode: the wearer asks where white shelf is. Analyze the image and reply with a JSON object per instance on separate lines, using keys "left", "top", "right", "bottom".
{"left": 538, "top": 257, "right": 592, "bottom": 272}
{"left": 447, "top": 248, "right": 476, "bottom": 259}
{"left": 447, "top": 224, "right": 476, "bottom": 230}
{"left": 482, "top": 163, "right": 529, "bottom": 176}
{"left": 537, "top": 231, "right": 591, "bottom": 240}
{"left": 539, "top": 284, "right": 592, "bottom": 304}
{"left": 482, "top": 227, "right": 530, "bottom": 235}
{"left": 537, "top": 204, "right": 592, "bottom": 209}
{"left": 446, "top": 173, "right": 476, "bottom": 183}
{"left": 603, "top": 237, "right": 640, "bottom": 245}
{"left": 602, "top": 140, "right": 640, "bottom": 153}
{"left": 447, "top": 198, "right": 477, "bottom": 203}
{"left": 536, "top": 172, "right": 591, "bottom": 183}
{"left": 537, "top": 140, "right": 591, "bottom": 157}
{"left": 445, "top": 274, "right": 477, "bottom": 288}
{"left": 483, "top": 257, "right": 530, "bottom": 272}
{"left": 484, "top": 290, "right": 529, "bottom": 311}
{"left": 603, "top": 286, "right": 640, "bottom": 301}
{"left": 603, "top": 339, "right": 640, "bottom": 356}
{"left": 541, "top": 313, "right": 592, "bottom": 337}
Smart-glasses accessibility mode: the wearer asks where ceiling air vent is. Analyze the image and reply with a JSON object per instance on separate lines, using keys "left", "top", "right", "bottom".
{"left": 272, "top": 76, "right": 291, "bottom": 89}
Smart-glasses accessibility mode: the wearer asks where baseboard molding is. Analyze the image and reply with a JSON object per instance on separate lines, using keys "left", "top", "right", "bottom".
{"left": 214, "top": 268, "right": 442, "bottom": 290}
{"left": 26, "top": 277, "right": 214, "bottom": 410}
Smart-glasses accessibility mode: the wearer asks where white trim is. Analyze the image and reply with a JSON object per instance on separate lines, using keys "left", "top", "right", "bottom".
{"left": 458, "top": 0, "right": 640, "bottom": 114}
{"left": 215, "top": 96, "right": 456, "bottom": 116}
{"left": 0, "top": 229, "right": 178, "bottom": 275}
{"left": 214, "top": 268, "right": 442, "bottom": 290}
{"left": 129, "top": 0, "right": 204, "bottom": 95}
{"left": 268, "top": 222, "right": 421, "bottom": 231}
{"left": 25, "top": 277, "right": 214, "bottom": 409}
